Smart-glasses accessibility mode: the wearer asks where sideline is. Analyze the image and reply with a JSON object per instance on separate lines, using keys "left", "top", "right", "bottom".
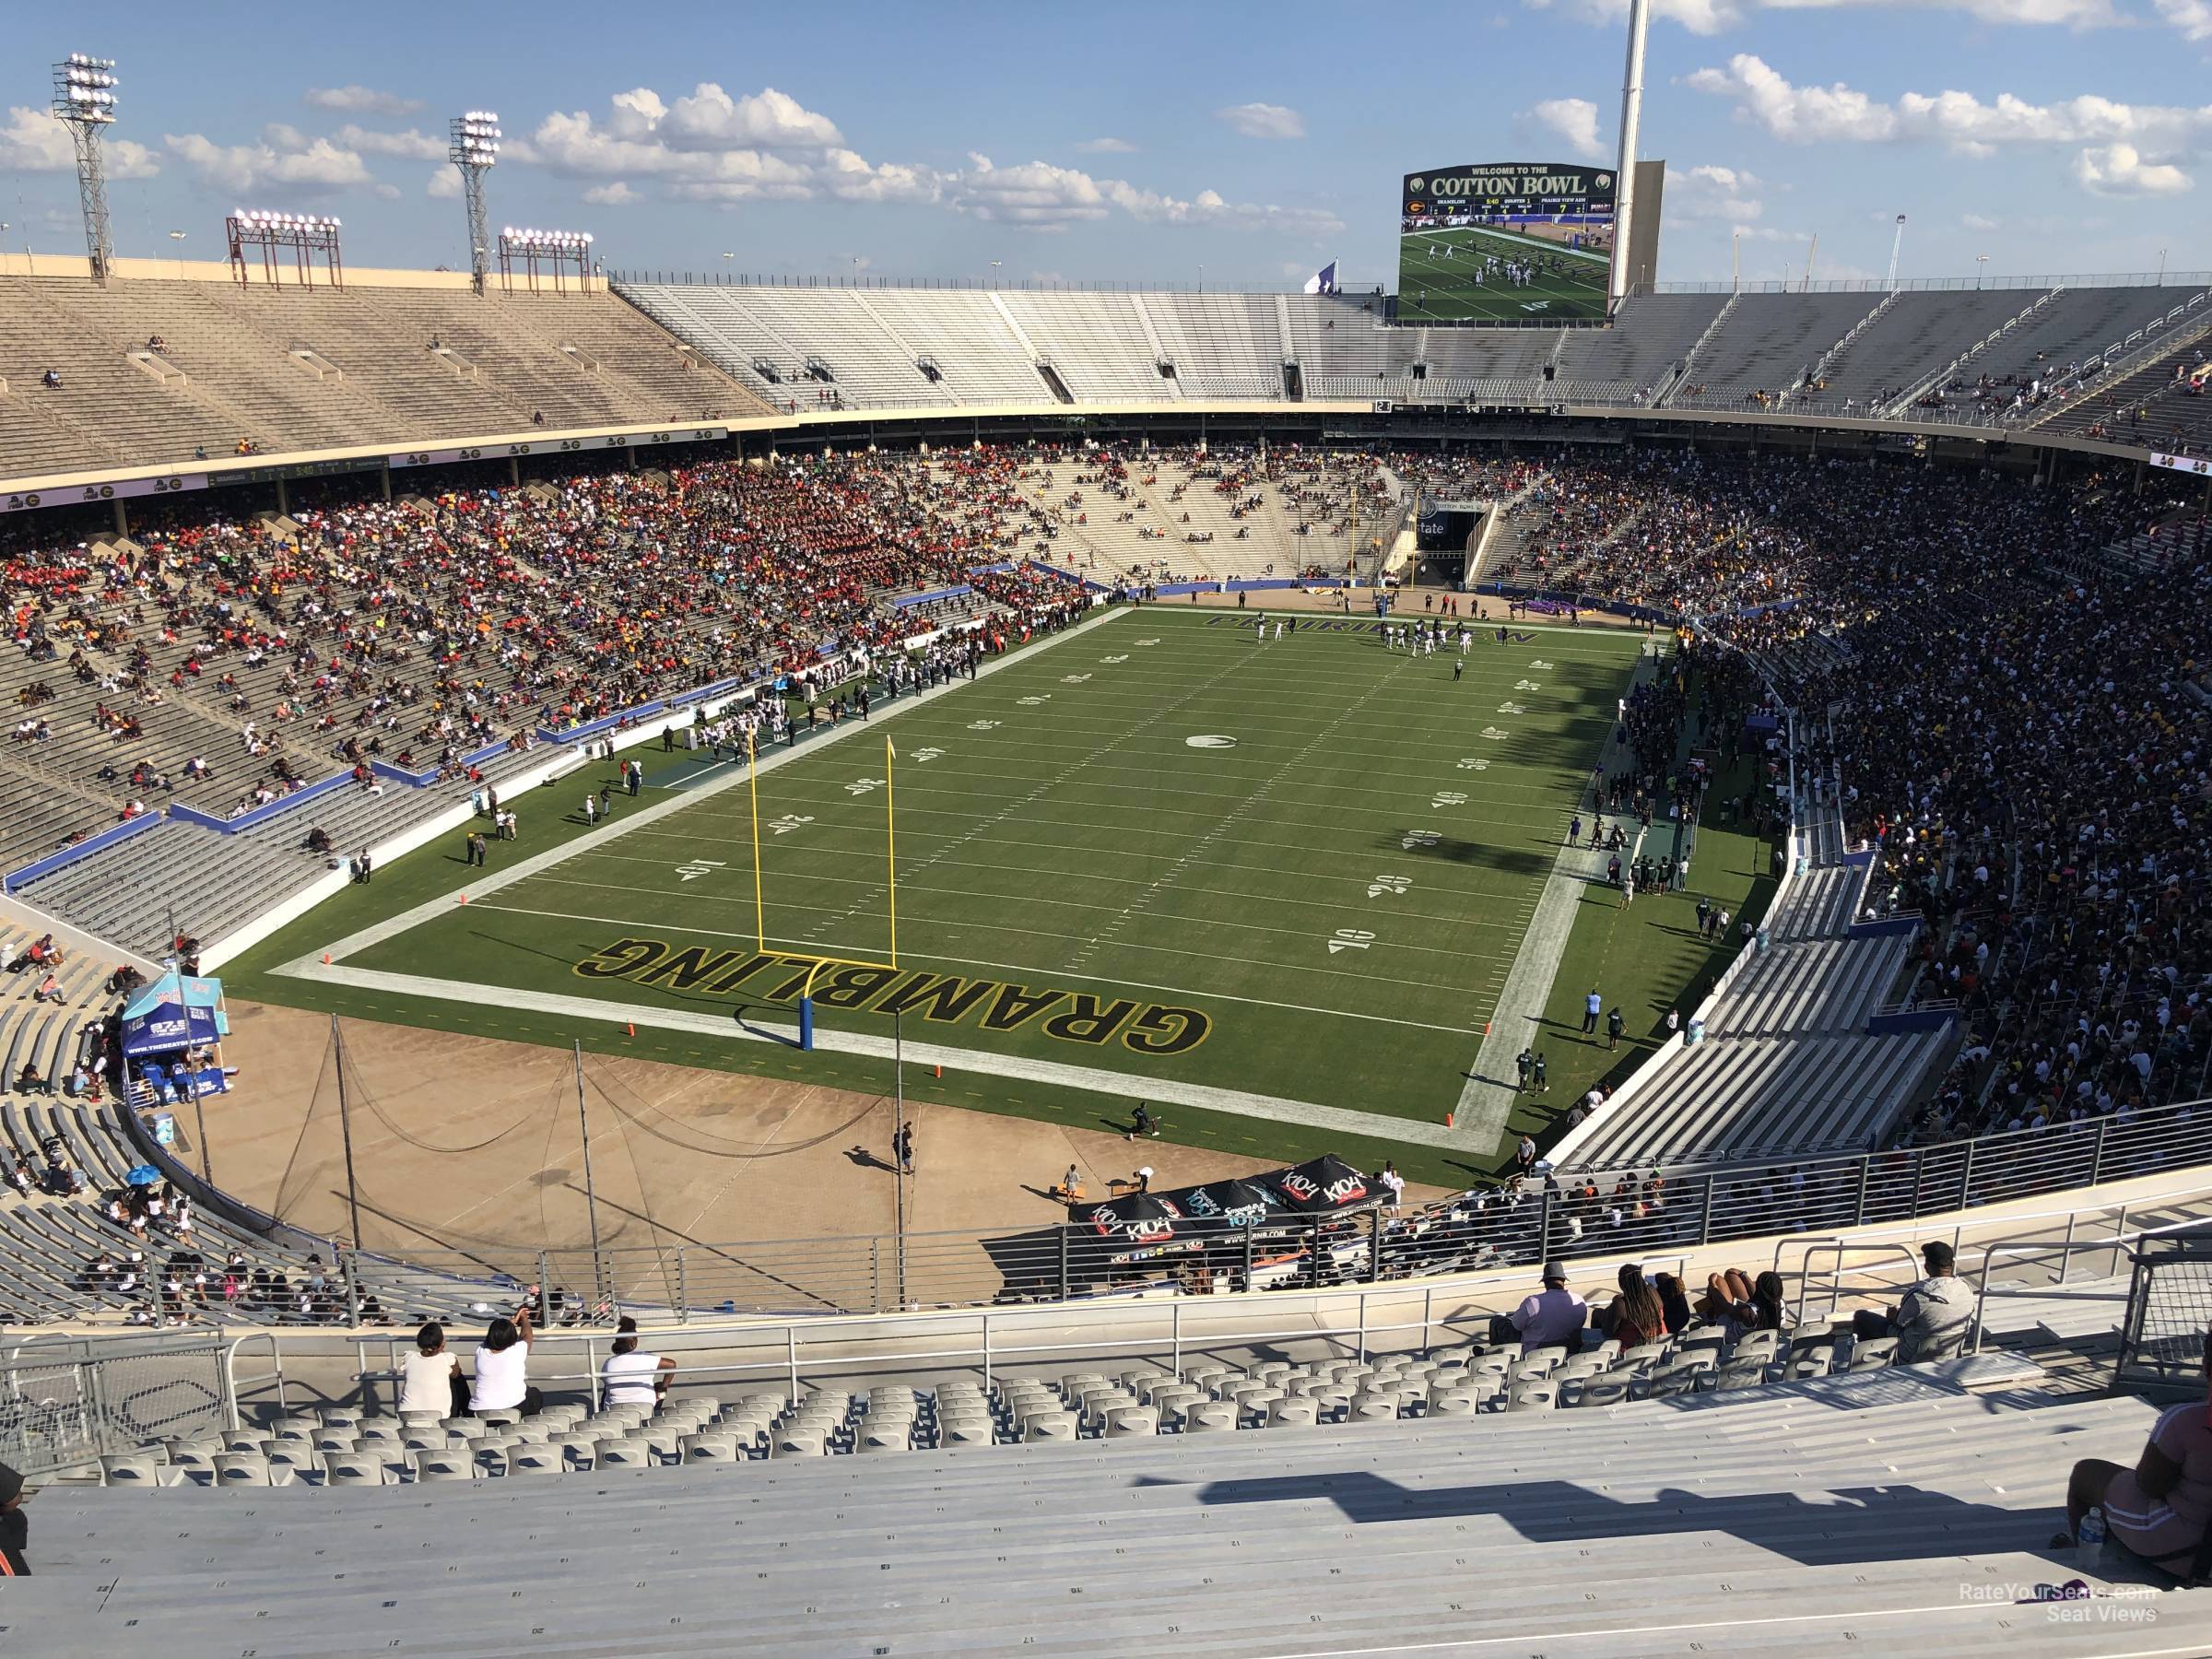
{"left": 283, "top": 960, "right": 1471, "bottom": 1150}
{"left": 1449, "top": 646, "right": 1660, "bottom": 1152}
{"left": 280, "top": 605, "right": 1132, "bottom": 971}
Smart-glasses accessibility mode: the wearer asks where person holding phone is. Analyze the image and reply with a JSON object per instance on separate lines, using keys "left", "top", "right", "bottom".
{"left": 471, "top": 1300, "right": 539, "bottom": 1419}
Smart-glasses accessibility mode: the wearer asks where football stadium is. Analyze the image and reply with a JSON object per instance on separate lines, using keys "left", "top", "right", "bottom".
{"left": 5, "top": 2, "right": 2212, "bottom": 1652}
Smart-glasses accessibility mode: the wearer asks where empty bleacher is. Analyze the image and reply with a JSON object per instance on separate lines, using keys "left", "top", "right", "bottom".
{"left": 1552, "top": 291, "right": 1730, "bottom": 402}
{"left": 1808, "top": 288, "right": 2045, "bottom": 406}
{"left": 11, "top": 735, "right": 553, "bottom": 960}
{"left": 13, "top": 1369, "right": 2194, "bottom": 1655}
{"left": 1563, "top": 751, "right": 1950, "bottom": 1169}
{"left": 1978, "top": 284, "right": 2207, "bottom": 387}
{"left": 998, "top": 291, "right": 1163, "bottom": 401}
{"left": 0, "top": 275, "right": 772, "bottom": 481}
{"left": 1565, "top": 1024, "right": 1954, "bottom": 1170}
{"left": 1669, "top": 291, "right": 1880, "bottom": 401}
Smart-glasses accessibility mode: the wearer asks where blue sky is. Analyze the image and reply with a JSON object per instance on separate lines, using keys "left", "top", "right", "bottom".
{"left": 6, "top": 0, "right": 2211, "bottom": 289}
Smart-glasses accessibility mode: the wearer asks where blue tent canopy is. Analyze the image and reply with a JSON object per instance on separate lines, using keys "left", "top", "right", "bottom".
{"left": 120, "top": 971, "right": 229, "bottom": 1059}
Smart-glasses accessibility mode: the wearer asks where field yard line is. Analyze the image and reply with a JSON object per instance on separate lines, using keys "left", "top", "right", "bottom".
{"left": 565, "top": 839, "right": 1531, "bottom": 917}
{"left": 287, "top": 961, "right": 1471, "bottom": 1150}
{"left": 520, "top": 866, "right": 1531, "bottom": 949}
{"left": 618, "top": 818, "right": 1545, "bottom": 896}
{"left": 279, "top": 604, "right": 1132, "bottom": 973}
{"left": 818, "top": 615, "right": 1288, "bottom": 937}
{"left": 1065, "top": 648, "right": 1415, "bottom": 976}
{"left": 1448, "top": 648, "right": 1660, "bottom": 1154}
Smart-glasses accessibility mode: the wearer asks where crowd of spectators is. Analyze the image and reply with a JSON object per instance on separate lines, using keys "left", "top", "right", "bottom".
{"left": 1486, "top": 448, "right": 2207, "bottom": 1155}
{"left": 6, "top": 437, "right": 2209, "bottom": 1177}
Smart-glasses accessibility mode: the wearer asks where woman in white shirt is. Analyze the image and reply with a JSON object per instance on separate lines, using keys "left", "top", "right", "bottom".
{"left": 398, "top": 1322, "right": 464, "bottom": 1419}
{"left": 470, "top": 1306, "right": 538, "bottom": 1418}
{"left": 600, "top": 1331, "right": 676, "bottom": 1408}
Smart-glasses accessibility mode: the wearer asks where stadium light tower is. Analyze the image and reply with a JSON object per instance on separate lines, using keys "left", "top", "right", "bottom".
{"left": 1886, "top": 214, "right": 1907, "bottom": 293}
{"left": 1606, "top": 0, "right": 1651, "bottom": 308}
{"left": 52, "top": 53, "right": 120, "bottom": 283}
{"left": 448, "top": 110, "right": 501, "bottom": 295}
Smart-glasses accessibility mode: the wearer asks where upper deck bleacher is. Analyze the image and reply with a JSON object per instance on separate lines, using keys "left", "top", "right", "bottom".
{"left": 0, "top": 272, "right": 774, "bottom": 478}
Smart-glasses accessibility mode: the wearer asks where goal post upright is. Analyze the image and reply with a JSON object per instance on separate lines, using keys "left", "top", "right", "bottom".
{"left": 746, "top": 722, "right": 900, "bottom": 1052}
{"left": 748, "top": 728, "right": 766, "bottom": 954}
{"left": 886, "top": 734, "right": 898, "bottom": 971}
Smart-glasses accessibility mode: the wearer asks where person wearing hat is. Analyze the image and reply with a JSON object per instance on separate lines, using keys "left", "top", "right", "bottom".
{"left": 1851, "top": 1240, "right": 1974, "bottom": 1361}
{"left": 1490, "top": 1260, "right": 1586, "bottom": 1349}
{"left": 0, "top": 1460, "right": 29, "bottom": 1576}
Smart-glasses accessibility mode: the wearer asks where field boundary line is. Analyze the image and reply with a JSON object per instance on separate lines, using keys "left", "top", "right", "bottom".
{"left": 277, "top": 605, "right": 1132, "bottom": 974}
{"left": 1449, "top": 645, "right": 1662, "bottom": 1152}
{"left": 283, "top": 961, "right": 1472, "bottom": 1149}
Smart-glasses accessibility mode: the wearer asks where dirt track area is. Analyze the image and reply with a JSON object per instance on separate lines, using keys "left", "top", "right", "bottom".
{"left": 204, "top": 1001, "right": 1425, "bottom": 1308}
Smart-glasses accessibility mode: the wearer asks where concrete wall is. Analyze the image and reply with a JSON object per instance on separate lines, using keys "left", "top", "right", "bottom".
{"left": 0, "top": 253, "right": 477, "bottom": 289}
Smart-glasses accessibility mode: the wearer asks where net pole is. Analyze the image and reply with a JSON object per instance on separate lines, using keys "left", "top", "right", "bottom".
{"left": 748, "top": 728, "right": 764, "bottom": 953}
{"left": 886, "top": 735, "right": 898, "bottom": 968}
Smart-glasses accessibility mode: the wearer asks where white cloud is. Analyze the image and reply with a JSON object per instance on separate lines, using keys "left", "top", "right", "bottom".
{"left": 0, "top": 106, "right": 160, "bottom": 178}
{"left": 1216, "top": 102, "right": 1306, "bottom": 140}
{"left": 949, "top": 152, "right": 1338, "bottom": 239}
{"left": 510, "top": 82, "right": 1328, "bottom": 235}
{"left": 1104, "top": 180, "right": 1342, "bottom": 238}
{"left": 2075, "top": 143, "right": 2194, "bottom": 196}
{"left": 164, "top": 130, "right": 379, "bottom": 194}
{"left": 1961, "top": 212, "right": 2000, "bottom": 230}
{"left": 1527, "top": 0, "right": 1739, "bottom": 29}
{"left": 515, "top": 85, "right": 915, "bottom": 206}
{"left": 659, "top": 85, "right": 844, "bottom": 150}
{"left": 333, "top": 124, "right": 446, "bottom": 160}
{"left": 304, "top": 85, "right": 423, "bottom": 117}
{"left": 1532, "top": 0, "right": 2114, "bottom": 30}
{"left": 1683, "top": 55, "right": 1899, "bottom": 140}
{"left": 582, "top": 182, "right": 641, "bottom": 206}
{"left": 1074, "top": 136, "right": 1137, "bottom": 153}
{"left": 953, "top": 153, "right": 1109, "bottom": 229}
{"left": 1522, "top": 97, "right": 1607, "bottom": 161}
{"left": 818, "top": 148, "right": 942, "bottom": 204}
{"left": 2156, "top": 0, "right": 2212, "bottom": 40}
{"left": 1670, "top": 162, "right": 1763, "bottom": 220}
{"left": 427, "top": 168, "right": 461, "bottom": 200}
{"left": 1686, "top": 53, "right": 2212, "bottom": 155}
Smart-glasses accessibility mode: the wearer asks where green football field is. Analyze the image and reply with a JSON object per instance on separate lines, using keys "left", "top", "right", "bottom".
{"left": 303, "top": 608, "right": 1648, "bottom": 1144}
{"left": 1396, "top": 226, "right": 1611, "bottom": 324}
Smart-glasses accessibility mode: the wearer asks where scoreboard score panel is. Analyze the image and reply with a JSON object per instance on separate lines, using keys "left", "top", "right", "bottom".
{"left": 1401, "top": 162, "right": 1618, "bottom": 227}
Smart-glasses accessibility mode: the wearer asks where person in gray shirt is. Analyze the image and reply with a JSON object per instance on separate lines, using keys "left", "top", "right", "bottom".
{"left": 1853, "top": 1241, "right": 1974, "bottom": 1361}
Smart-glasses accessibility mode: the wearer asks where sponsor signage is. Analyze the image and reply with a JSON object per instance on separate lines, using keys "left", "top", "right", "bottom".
{"left": 3, "top": 473, "right": 209, "bottom": 514}
{"left": 389, "top": 427, "right": 727, "bottom": 469}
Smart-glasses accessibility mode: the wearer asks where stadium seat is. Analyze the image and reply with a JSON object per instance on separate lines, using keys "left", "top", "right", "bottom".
{"left": 323, "top": 1452, "right": 388, "bottom": 1486}
{"left": 100, "top": 1453, "right": 171, "bottom": 1486}
{"left": 410, "top": 1448, "right": 473, "bottom": 1482}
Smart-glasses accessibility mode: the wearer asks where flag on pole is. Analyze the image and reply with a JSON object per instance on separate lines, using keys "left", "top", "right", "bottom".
{"left": 1302, "top": 259, "right": 1339, "bottom": 296}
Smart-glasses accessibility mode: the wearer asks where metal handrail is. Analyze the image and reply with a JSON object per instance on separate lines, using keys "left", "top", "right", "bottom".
{"left": 202, "top": 1184, "right": 2212, "bottom": 1435}
{"left": 1962, "top": 1210, "right": 2211, "bottom": 1353}
{"left": 1773, "top": 1239, "right": 1925, "bottom": 1329}
{"left": 332, "top": 1285, "right": 1473, "bottom": 1415}
{"left": 220, "top": 1330, "right": 287, "bottom": 1430}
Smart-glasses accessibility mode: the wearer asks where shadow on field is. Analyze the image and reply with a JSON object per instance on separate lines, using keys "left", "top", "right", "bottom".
{"left": 1382, "top": 834, "right": 1552, "bottom": 878}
